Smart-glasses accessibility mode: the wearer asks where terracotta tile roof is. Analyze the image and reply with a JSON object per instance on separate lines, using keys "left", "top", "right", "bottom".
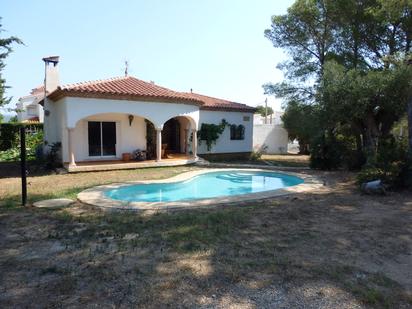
{"left": 31, "top": 85, "right": 45, "bottom": 95}
{"left": 22, "top": 116, "right": 40, "bottom": 123}
{"left": 184, "top": 92, "right": 256, "bottom": 112}
{"left": 47, "top": 76, "right": 203, "bottom": 105}
{"left": 45, "top": 76, "right": 256, "bottom": 112}
{"left": 19, "top": 85, "right": 46, "bottom": 100}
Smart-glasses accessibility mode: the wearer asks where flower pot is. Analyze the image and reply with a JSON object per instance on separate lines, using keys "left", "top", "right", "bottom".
{"left": 122, "top": 153, "right": 131, "bottom": 162}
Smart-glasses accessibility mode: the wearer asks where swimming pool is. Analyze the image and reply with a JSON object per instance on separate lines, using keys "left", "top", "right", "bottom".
{"left": 105, "top": 170, "right": 304, "bottom": 203}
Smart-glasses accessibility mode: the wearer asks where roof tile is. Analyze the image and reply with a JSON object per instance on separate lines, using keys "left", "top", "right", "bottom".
{"left": 46, "top": 76, "right": 255, "bottom": 112}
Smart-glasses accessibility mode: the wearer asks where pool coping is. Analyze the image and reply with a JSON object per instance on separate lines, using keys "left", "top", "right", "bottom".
{"left": 77, "top": 168, "right": 323, "bottom": 212}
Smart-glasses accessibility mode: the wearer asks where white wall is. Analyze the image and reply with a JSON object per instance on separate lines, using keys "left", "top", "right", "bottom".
{"left": 253, "top": 124, "right": 288, "bottom": 154}
{"left": 16, "top": 96, "right": 44, "bottom": 122}
{"left": 63, "top": 97, "right": 199, "bottom": 130}
{"left": 62, "top": 113, "right": 146, "bottom": 162}
{"left": 47, "top": 96, "right": 200, "bottom": 163}
{"left": 45, "top": 96, "right": 256, "bottom": 162}
{"left": 198, "top": 110, "right": 254, "bottom": 154}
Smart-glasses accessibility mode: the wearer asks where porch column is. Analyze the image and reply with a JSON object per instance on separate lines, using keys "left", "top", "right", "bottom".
{"left": 192, "top": 129, "right": 198, "bottom": 158}
{"left": 185, "top": 129, "right": 189, "bottom": 155}
{"left": 156, "top": 128, "right": 162, "bottom": 162}
{"left": 68, "top": 128, "right": 76, "bottom": 167}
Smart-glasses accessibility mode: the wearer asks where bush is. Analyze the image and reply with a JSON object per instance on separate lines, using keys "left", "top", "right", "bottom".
{"left": 0, "top": 123, "right": 43, "bottom": 151}
{"left": 357, "top": 136, "right": 410, "bottom": 188}
{"left": 310, "top": 132, "right": 345, "bottom": 170}
{"left": 0, "top": 130, "right": 44, "bottom": 162}
{"left": 250, "top": 144, "right": 268, "bottom": 161}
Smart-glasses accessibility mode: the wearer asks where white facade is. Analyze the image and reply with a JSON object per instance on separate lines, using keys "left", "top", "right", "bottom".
{"left": 253, "top": 124, "right": 288, "bottom": 154}
{"left": 16, "top": 93, "right": 44, "bottom": 123}
{"left": 44, "top": 96, "right": 255, "bottom": 164}
{"left": 198, "top": 110, "right": 254, "bottom": 154}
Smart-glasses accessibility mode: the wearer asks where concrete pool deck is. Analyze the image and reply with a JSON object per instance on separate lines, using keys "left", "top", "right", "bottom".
{"left": 77, "top": 168, "right": 324, "bottom": 212}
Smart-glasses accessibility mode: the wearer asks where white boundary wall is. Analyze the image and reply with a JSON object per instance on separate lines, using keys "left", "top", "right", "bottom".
{"left": 253, "top": 124, "right": 288, "bottom": 154}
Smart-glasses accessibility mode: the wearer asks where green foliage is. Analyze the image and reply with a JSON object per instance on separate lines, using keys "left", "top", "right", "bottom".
{"left": 8, "top": 115, "right": 18, "bottom": 123}
{"left": 357, "top": 136, "right": 410, "bottom": 187}
{"left": 198, "top": 119, "right": 229, "bottom": 151}
{"left": 310, "top": 132, "right": 346, "bottom": 170}
{"left": 281, "top": 101, "right": 319, "bottom": 154}
{"left": 265, "top": 0, "right": 412, "bottom": 187}
{"left": 0, "top": 123, "right": 43, "bottom": 150}
{"left": 0, "top": 129, "right": 43, "bottom": 162}
{"left": 45, "top": 142, "right": 62, "bottom": 169}
{"left": 255, "top": 105, "right": 274, "bottom": 117}
{"left": 0, "top": 18, "right": 23, "bottom": 111}
{"left": 250, "top": 144, "right": 268, "bottom": 161}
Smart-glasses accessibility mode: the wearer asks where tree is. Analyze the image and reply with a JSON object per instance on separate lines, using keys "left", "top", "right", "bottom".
{"left": 0, "top": 18, "right": 23, "bottom": 115}
{"left": 320, "top": 60, "right": 412, "bottom": 162}
{"left": 255, "top": 105, "right": 274, "bottom": 117}
{"left": 265, "top": 0, "right": 412, "bottom": 165}
{"left": 264, "top": 0, "right": 336, "bottom": 103}
{"left": 8, "top": 115, "right": 18, "bottom": 123}
{"left": 281, "top": 101, "right": 320, "bottom": 154}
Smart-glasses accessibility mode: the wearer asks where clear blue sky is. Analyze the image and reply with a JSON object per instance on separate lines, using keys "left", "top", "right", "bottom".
{"left": 2, "top": 0, "right": 293, "bottom": 114}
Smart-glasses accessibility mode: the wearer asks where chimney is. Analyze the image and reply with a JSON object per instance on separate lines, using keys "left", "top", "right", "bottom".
{"left": 42, "top": 56, "right": 60, "bottom": 92}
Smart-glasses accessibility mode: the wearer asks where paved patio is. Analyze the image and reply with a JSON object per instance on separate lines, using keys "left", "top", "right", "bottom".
{"left": 65, "top": 154, "right": 197, "bottom": 173}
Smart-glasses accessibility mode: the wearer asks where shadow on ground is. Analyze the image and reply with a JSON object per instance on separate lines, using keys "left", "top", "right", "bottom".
{"left": 0, "top": 172, "right": 411, "bottom": 308}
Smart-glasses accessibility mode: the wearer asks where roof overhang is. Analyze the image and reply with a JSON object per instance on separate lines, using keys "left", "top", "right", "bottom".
{"left": 39, "top": 89, "right": 205, "bottom": 107}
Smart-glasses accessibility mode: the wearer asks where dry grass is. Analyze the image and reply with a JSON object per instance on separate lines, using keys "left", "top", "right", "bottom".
{"left": 261, "top": 154, "right": 310, "bottom": 167}
{"left": 0, "top": 168, "right": 411, "bottom": 308}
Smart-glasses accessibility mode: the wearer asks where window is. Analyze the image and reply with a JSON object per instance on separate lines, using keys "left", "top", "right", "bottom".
{"left": 88, "top": 121, "right": 116, "bottom": 156}
{"left": 243, "top": 116, "right": 250, "bottom": 122}
{"left": 27, "top": 106, "right": 37, "bottom": 116}
{"left": 230, "top": 124, "right": 245, "bottom": 140}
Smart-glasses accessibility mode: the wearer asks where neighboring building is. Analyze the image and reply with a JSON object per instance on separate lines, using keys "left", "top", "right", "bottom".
{"left": 16, "top": 86, "right": 45, "bottom": 123}
{"left": 40, "top": 57, "right": 256, "bottom": 170}
{"left": 253, "top": 113, "right": 288, "bottom": 154}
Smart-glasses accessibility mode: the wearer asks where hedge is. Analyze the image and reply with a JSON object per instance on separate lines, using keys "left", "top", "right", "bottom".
{"left": 0, "top": 123, "right": 43, "bottom": 151}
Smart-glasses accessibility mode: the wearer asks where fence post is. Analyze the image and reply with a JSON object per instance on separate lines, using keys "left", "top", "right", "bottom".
{"left": 20, "top": 126, "right": 27, "bottom": 206}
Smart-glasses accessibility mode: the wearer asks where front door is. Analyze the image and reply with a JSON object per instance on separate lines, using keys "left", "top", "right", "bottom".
{"left": 88, "top": 121, "right": 116, "bottom": 157}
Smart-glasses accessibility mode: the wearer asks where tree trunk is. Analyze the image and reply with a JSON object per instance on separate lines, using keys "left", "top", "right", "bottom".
{"left": 405, "top": 94, "right": 412, "bottom": 188}
{"left": 363, "top": 112, "right": 380, "bottom": 165}
{"left": 408, "top": 96, "right": 412, "bottom": 157}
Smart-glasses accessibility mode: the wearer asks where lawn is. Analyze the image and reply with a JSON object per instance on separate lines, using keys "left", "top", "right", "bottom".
{"left": 0, "top": 166, "right": 411, "bottom": 308}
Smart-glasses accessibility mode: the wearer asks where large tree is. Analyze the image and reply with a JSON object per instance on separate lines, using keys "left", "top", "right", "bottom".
{"left": 0, "top": 18, "right": 23, "bottom": 114}
{"left": 320, "top": 60, "right": 412, "bottom": 161}
{"left": 263, "top": 0, "right": 336, "bottom": 103}
{"left": 265, "top": 0, "right": 412, "bottom": 162}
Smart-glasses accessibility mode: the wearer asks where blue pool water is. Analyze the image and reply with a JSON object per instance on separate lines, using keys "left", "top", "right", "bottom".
{"left": 105, "top": 171, "right": 304, "bottom": 203}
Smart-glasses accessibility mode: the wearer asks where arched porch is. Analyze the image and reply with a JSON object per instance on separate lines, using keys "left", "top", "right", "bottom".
{"left": 64, "top": 111, "right": 198, "bottom": 172}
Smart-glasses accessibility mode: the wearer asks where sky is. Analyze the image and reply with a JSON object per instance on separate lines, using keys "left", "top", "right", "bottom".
{"left": 1, "top": 0, "right": 293, "bottom": 115}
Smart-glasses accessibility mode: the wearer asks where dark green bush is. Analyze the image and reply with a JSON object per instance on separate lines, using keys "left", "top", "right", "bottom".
{"left": 357, "top": 136, "right": 410, "bottom": 188}
{"left": 0, "top": 130, "right": 44, "bottom": 162}
{"left": 309, "top": 132, "right": 352, "bottom": 170}
{"left": 0, "top": 123, "right": 43, "bottom": 151}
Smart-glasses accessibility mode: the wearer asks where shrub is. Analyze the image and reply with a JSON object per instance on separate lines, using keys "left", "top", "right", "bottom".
{"left": 357, "top": 136, "right": 410, "bottom": 188}
{"left": 45, "top": 142, "right": 62, "bottom": 169}
{"left": 310, "top": 132, "right": 346, "bottom": 170}
{"left": 0, "top": 123, "right": 43, "bottom": 151}
{"left": 250, "top": 144, "right": 268, "bottom": 161}
{"left": 0, "top": 130, "right": 44, "bottom": 162}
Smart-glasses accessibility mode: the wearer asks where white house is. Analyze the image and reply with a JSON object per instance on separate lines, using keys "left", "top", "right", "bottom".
{"left": 40, "top": 57, "right": 255, "bottom": 171}
{"left": 16, "top": 86, "right": 45, "bottom": 123}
